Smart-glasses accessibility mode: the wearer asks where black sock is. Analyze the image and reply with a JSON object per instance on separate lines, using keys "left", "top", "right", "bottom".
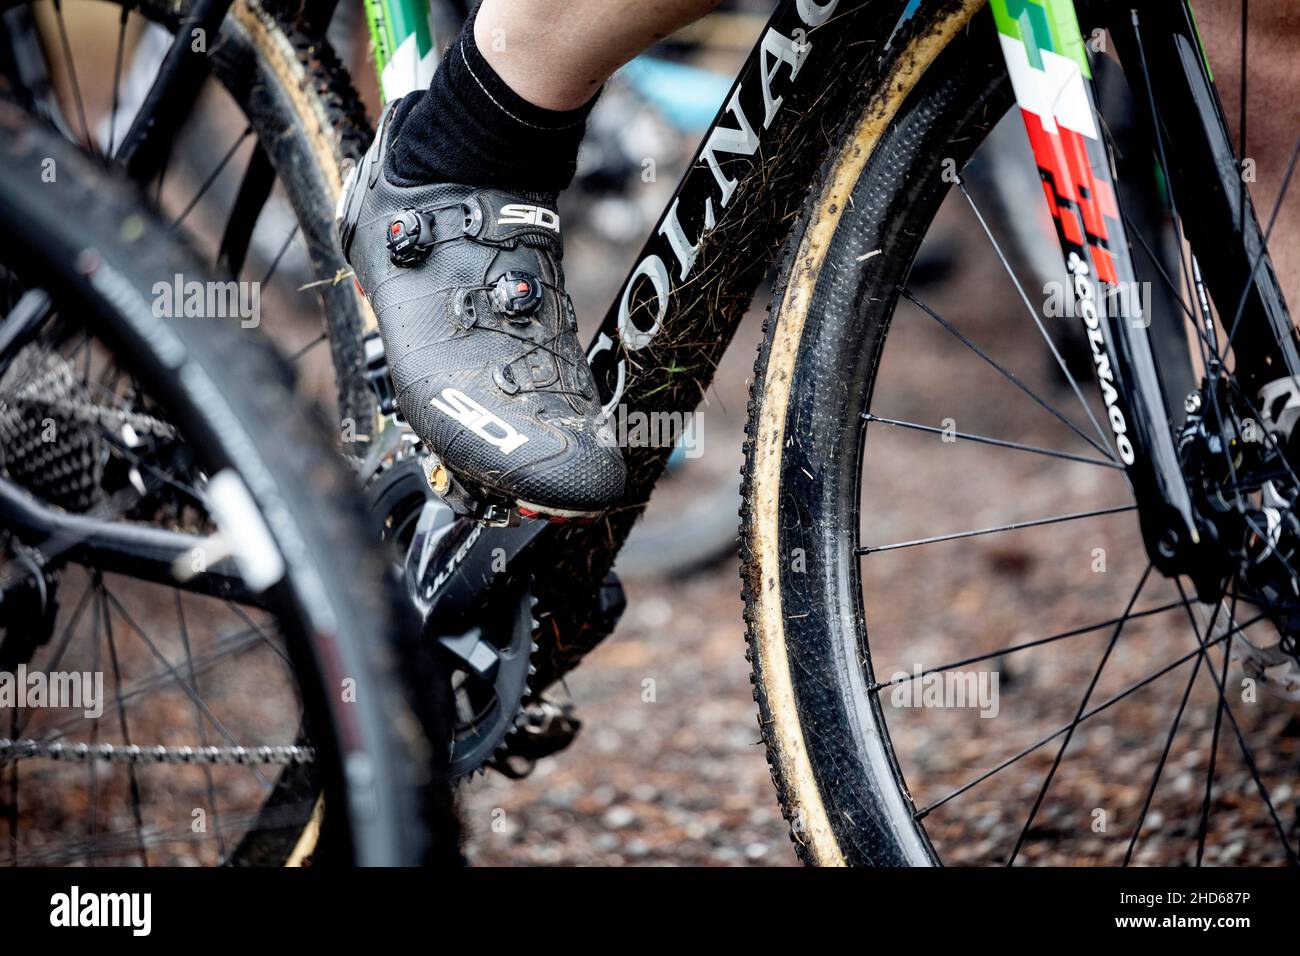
{"left": 385, "top": 10, "right": 599, "bottom": 193}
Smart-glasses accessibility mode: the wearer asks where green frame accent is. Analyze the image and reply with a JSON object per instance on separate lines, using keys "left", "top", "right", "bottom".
{"left": 364, "top": 0, "right": 436, "bottom": 89}
{"left": 1186, "top": 1, "right": 1214, "bottom": 82}
{"left": 363, "top": 0, "right": 392, "bottom": 74}
{"left": 991, "top": 0, "right": 1092, "bottom": 79}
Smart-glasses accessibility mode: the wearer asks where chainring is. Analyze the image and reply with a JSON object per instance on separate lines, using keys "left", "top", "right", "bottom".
{"left": 440, "top": 584, "right": 538, "bottom": 778}
{"left": 365, "top": 456, "right": 538, "bottom": 778}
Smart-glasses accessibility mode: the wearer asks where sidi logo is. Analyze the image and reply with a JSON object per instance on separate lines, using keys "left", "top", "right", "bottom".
{"left": 50, "top": 886, "right": 151, "bottom": 936}
{"left": 497, "top": 204, "right": 559, "bottom": 231}
{"left": 430, "top": 388, "right": 529, "bottom": 454}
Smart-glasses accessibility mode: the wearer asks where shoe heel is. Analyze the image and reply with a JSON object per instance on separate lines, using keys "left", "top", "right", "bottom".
{"left": 336, "top": 103, "right": 397, "bottom": 259}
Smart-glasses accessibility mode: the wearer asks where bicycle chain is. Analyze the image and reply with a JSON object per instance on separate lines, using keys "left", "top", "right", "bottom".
{"left": 0, "top": 738, "right": 314, "bottom": 765}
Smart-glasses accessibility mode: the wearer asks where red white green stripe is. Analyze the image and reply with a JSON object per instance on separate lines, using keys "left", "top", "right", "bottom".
{"left": 991, "top": 0, "right": 1123, "bottom": 283}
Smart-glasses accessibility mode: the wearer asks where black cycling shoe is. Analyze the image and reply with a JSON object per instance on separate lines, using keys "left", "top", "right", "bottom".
{"left": 337, "top": 100, "right": 625, "bottom": 521}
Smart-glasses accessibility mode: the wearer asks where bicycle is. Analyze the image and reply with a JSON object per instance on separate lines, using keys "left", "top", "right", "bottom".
{"left": 8, "top": 0, "right": 1300, "bottom": 864}
{"left": 0, "top": 102, "right": 452, "bottom": 865}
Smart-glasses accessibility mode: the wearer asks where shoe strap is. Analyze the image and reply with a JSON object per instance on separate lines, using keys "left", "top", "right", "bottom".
{"left": 460, "top": 190, "right": 563, "bottom": 251}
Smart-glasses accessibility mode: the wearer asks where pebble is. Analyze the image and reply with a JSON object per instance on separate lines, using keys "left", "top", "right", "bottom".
{"left": 602, "top": 806, "right": 638, "bottom": 829}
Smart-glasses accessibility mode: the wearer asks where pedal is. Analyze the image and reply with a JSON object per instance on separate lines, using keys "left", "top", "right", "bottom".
{"left": 421, "top": 453, "right": 518, "bottom": 527}
{"left": 490, "top": 697, "right": 583, "bottom": 779}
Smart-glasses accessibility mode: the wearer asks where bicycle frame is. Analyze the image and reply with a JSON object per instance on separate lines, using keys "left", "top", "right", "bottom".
{"left": 402, "top": 0, "right": 925, "bottom": 682}
{"left": 396, "top": 0, "right": 1297, "bottom": 683}
{"left": 363, "top": 0, "right": 445, "bottom": 101}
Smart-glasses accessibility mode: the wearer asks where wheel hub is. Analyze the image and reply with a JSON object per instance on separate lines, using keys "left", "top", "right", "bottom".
{"left": 1178, "top": 375, "right": 1300, "bottom": 688}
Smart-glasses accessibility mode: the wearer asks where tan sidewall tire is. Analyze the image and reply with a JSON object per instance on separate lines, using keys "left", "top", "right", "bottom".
{"left": 743, "top": 0, "right": 985, "bottom": 867}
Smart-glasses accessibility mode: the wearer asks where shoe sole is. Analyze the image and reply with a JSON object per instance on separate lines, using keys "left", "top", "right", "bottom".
{"left": 515, "top": 500, "right": 603, "bottom": 524}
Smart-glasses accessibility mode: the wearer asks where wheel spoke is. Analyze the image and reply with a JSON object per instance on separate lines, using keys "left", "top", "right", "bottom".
{"left": 855, "top": 504, "right": 1134, "bottom": 555}
{"left": 1008, "top": 564, "right": 1153, "bottom": 865}
{"left": 87, "top": 573, "right": 103, "bottom": 865}
{"left": 0, "top": 800, "right": 315, "bottom": 866}
{"left": 101, "top": 591, "right": 273, "bottom": 790}
{"left": 1239, "top": 0, "right": 1249, "bottom": 239}
{"left": 51, "top": 0, "right": 93, "bottom": 151}
{"left": 100, "top": 586, "right": 150, "bottom": 866}
{"left": 899, "top": 287, "right": 1117, "bottom": 461}
{"left": 863, "top": 413, "right": 1122, "bottom": 469}
{"left": 289, "top": 333, "right": 328, "bottom": 364}
{"left": 1122, "top": 586, "right": 1224, "bottom": 865}
{"left": 23, "top": 624, "right": 264, "bottom": 750}
{"left": 1121, "top": 209, "right": 1217, "bottom": 363}
{"left": 958, "top": 181, "right": 1116, "bottom": 455}
{"left": 107, "top": 5, "right": 130, "bottom": 158}
{"left": 914, "top": 611, "right": 1263, "bottom": 820}
{"left": 1174, "top": 579, "right": 1299, "bottom": 863}
{"left": 176, "top": 591, "right": 225, "bottom": 861}
{"left": 867, "top": 599, "right": 1191, "bottom": 692}
{"left": 261, "top": 225, "right": 300, "bottom": 287}
{"left": 10, "top": 577, "right": 94, "bottom": 737}
{"left": 1196, "top": 584, "right": 1237, "bottom": 866}
{"left": 173, "top": 128, "right": 253, "bottom": 228}
{"left": 222, "top": 601, "right": 292, "bottom": 671}
{"left": 1223, "top": 131, "right": 1300, "bottom": 359}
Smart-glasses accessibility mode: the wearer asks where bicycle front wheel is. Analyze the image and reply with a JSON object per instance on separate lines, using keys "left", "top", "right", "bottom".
{"left": 744, "top": 0, "right": 1299, "bottom": 866}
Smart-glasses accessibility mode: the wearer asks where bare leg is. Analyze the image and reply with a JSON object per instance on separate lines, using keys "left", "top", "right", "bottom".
{"left": 1198, "top": 0, "right": 1300, "bottom": 311}
{"left": 474, "top": 0, "right": 724, "bottom": 111}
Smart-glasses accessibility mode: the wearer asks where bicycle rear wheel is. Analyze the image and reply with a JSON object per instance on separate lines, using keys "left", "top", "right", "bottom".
{"left": 1, "top": 0, "right": 379, "bottom": 449}
{"left": 0, "top": 100, "right": 446, "bottom": 865}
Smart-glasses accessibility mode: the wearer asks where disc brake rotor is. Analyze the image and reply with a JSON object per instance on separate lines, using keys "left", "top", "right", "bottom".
{"left": 1185, "top": 375, "right": 1300, "bottom": 697}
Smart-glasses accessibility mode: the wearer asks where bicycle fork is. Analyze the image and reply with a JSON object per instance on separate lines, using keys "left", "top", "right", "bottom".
{"left": 992, "top": 0, "right": 1300, "bottom": 596}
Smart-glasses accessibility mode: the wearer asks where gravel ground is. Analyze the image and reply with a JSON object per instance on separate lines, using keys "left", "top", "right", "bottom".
{"left": 461, "top": 570, "right": 795, "bottom": 866}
